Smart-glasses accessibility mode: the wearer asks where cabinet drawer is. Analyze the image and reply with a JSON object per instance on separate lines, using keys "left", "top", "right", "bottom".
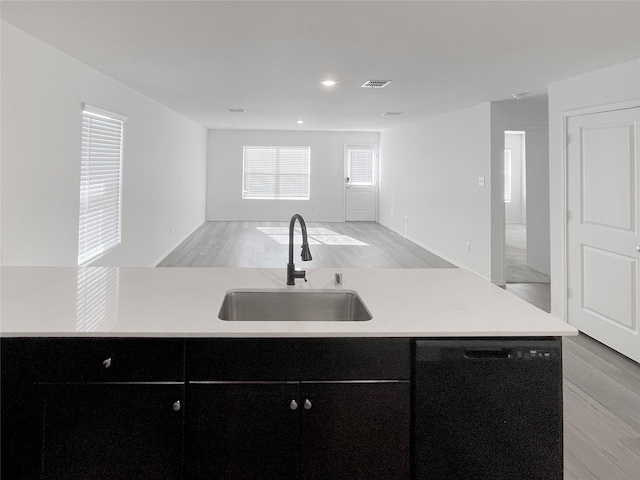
{"left": 12, "top": 338, "right": 184, "bottom": 383}
{"left": 187, "top": 338, "right": 410, "bottom": 381}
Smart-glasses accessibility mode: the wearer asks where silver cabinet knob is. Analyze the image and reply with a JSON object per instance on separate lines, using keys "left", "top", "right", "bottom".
{"left": 290, "top": 400, "right": 298, "bottom": 410}
{"left": 303, "top": 399, "right": 312, "bottom": 410}
{"left": 172, "top": 400, "right": 181, "bottom": 412}
{"left": 102, "top": 358, "right": 112, "bottom": 369}
{"left": 636, "top": 245, "right": 640, "bottom": 252}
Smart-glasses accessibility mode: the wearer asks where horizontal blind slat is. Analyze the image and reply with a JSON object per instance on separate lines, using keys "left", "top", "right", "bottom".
{"left": 78, "top": 108, "right": 124, "bottom": 265}
{"left": 349, "top": 148, "right": 374, "bottom": 185}
{"left": 243, "top": 146, "right": 310, "bottom": 199}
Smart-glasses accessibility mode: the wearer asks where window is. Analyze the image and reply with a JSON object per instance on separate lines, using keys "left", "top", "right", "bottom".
{"left": 347, "top": 147, "right": 375, "bottom": 185}
{"left": 242, "top": 146, "right": 310, "bottom": 200}
{"left": 504, "top": 149, "right": 512, "bottom": 203}
{"left": 78, "top": 104, "right": 126, "bottom": 265}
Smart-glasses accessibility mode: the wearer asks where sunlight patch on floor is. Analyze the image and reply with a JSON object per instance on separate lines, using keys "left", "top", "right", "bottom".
{"left": 257, "top": 227, "right": 368, "bottom": 246}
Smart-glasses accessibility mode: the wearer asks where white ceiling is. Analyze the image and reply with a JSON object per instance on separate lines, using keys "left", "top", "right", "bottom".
{"left": 2, "top": 0, "right": 639, "bottom": 131}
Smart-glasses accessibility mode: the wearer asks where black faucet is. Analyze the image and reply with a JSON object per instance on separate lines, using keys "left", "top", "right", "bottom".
{"left": 287, "top": 214, "right": 313, "bottom": 285}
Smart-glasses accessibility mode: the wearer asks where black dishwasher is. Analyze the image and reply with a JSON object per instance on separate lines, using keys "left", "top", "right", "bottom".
{"left": 413, "top": 338, "right": 563, "bottom": 480}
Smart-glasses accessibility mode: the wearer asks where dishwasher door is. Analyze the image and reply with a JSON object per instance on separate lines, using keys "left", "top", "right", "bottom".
{"left": 413, "top": 338, "right": 563, "bottom": 480}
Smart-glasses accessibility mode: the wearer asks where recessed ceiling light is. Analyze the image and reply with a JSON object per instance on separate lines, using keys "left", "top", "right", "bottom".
{"left": 362, "top": 80, "right": 392, "bottom": 89}
{"left": 297, "top": 120, "right": 304, "bottom": 124}
{"left": 321, "top": 80, "right": 337, "bottom": 86}
{"left": 511, "top": 93, "right": 529, "bottom": 100}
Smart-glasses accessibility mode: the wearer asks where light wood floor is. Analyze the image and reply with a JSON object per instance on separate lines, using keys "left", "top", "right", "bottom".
{"left": 159, "top": 221, "right": 640, "bottom": 479}
{"left": 158, "top": 221, "right": 455, "bottom": 269}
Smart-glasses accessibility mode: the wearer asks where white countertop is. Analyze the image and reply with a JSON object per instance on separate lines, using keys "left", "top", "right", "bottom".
{"left": 0, "top": 267, "right": 577, "bottom": 338}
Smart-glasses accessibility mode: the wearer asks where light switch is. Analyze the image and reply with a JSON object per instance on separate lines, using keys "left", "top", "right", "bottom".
{"left": 478, "top": 177, "right": 485, "bottom": 187}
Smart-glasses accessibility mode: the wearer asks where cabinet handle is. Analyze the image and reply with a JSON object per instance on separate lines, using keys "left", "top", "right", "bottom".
{"left": 102, "top": 358, "right": 112, "bottom": 369}
{"left": 290, "top": 400, "right": 298, "bottom": 411}
{"left": 304, "top": 399, "right": 312, "bottom": 410}
{"left": 172, "top": 400, "right": 181, "bottom": 412}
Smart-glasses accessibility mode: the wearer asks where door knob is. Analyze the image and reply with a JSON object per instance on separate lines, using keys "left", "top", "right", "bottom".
{"left": 290, "top": 400, "right": 298, "bottom": 410}
{"left": 172, "top": 400, "right": 181, "bottom": 412}
{"left": 102, "top": 358, "right": 112, "bottom": 368}
{"left": 303, "top": 399, "right": 312, "bottom": 410}
{"left": 636, "top": 245, "right": 640, "bottom": 252}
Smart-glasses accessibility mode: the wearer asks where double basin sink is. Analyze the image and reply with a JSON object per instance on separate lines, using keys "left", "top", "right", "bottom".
{"left": 218, "top": 289, "right": 372, "bottom": 322}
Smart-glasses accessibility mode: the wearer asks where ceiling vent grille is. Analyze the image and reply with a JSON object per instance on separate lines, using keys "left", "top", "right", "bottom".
{"left": 228, "top": 108, "right": 246, "bottom": 113}
{"left": 382, "top": 112, "right": 403, "bottom": 116}
{"left": 361, "top": 80, "right": 392, "bottom": 89}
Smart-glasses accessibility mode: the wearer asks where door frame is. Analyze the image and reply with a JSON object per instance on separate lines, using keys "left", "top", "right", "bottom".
{"left": 560, "top": 99, "right": 640, "bottom": 320}
{"left": 343, "top": 144, "right": 379, "bottom": 222}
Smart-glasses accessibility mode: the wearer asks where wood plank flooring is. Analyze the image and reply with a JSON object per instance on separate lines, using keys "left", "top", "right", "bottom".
{"left": 158, "top": 221, "right": 455, "bottom": 269}
{"left": 159, "top": 221, "right": 640, "bottom": 479}
{"left": 563, "top": 334, "right": 640, "bottom": 480}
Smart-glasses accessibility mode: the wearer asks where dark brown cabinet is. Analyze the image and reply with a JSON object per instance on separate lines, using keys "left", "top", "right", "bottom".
{"left": 1, "top": 338, "right": 185, "bottom": 480}
{"left": 186, "top": 381, "right": 409, "bottom": 480}
{"left": 185, "top": 338, "right": 411, "bottom": 480}
{"left": 298, "top": 381, "right": 410, "bottom": 480}
{"left": 187, "top": 382, "right": 301, "bottom": 480}
{"left": 40, "top": 384, "right": 184, "bottom": 480}
{"left": 3, "top": 337, "right": 410, "bottom": 480}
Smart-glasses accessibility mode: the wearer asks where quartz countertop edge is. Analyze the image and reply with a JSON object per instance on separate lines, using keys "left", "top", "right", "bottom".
{"left": 0, "top": 267, "right": 578, "bottom": 338}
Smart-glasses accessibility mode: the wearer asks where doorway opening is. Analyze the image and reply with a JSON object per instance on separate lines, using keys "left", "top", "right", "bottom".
{"left": 504, "top": 131, "right": 550, "bottom": 285}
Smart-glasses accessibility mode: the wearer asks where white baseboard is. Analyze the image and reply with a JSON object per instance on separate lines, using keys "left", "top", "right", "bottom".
{"left": 152, "top": 222, "right": 204, "bottom": 267}
{"left": 377, "top": 222, "right": 490, "bottom": 280}
{"left": 525, "top": 262, "right": 550, "bottom": 276}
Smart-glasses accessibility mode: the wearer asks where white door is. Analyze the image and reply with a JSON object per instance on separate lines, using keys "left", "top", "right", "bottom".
{"left": 345, "top": 145, "right": 377, "bottom": 221}
{"left": 567, "top": 106, "right": 640, "bottom": 362}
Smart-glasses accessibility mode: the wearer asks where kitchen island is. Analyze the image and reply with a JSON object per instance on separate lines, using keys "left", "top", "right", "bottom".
{"left": 1, "top": 267, "right": 576, "bottom": 479}
{"left": 1, "top": 266, "right": 575, "bottom": 337}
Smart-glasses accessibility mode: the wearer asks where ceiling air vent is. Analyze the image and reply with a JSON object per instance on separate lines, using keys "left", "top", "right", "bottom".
{"left": 228, "top": 108, "right": 246, "bottom": 113}
{"left": 361, "top": 80, "right": 392, "bottom": 89}
{"left": 382, "top": 112, "right": 403, "bottom": 116}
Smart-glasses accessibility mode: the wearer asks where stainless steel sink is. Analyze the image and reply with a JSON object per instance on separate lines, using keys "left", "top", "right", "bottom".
{"left": 218, "top": 289, "right": 373, "bottom": 321}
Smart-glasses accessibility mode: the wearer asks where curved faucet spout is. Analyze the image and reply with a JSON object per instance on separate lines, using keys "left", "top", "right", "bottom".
{"left": 287, "top": 214, "right": 312, "bottom": 285}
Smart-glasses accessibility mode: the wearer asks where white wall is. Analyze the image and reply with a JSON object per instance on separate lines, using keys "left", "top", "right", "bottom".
{"left": 490, "top": 99, "right": 550, "bottom": 284}
{"left": 379, "top": 103, "right": 492, "bottom": 279}
{"left": 206, "top": 129, "right": 379, "bottom": 222}
{"left": 1, "top": 21, "right": 207, "bottom": 267}
{"left": 548, "top": 60, "right": 640, "bottom": 318}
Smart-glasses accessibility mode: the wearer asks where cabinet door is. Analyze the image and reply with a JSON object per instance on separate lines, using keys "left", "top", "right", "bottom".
{"left": 186, "top": 383, "right": 300, "bottom": 480}
{"left": 299, "top": 382, "right": 410, "bottom": 480}
{"left": 41, "top": 384, "right": 184, "bottom": 480}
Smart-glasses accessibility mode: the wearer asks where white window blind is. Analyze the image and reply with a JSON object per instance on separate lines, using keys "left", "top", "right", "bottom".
{"left": 243, "top": 146, "right": 310, "bottom": 200}
{"left": 78, "top": 105, "right": 126, "bottom": 265}
{"left": 348, "top": 148, "right": 375, "bottom": 185}
{"left": 504, "top": 149, "right": 512, "bottom": 203}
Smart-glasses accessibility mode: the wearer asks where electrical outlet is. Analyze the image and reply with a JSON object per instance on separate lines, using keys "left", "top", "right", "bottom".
{"left": 478, "top": 177, "right": 485, "bottom": 187}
